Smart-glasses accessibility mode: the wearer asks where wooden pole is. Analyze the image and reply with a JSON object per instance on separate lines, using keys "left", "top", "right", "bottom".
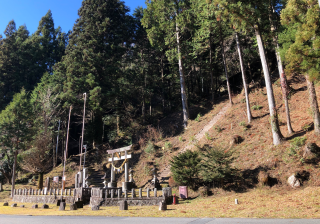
{"left": 79, "top": 93, "right": 87, "bottom": 172}
{"left": 55, "top": 120, "right": 61, "bottom": 167}
{"left": 62, "top": 106, "right": 72, "bottom": 190}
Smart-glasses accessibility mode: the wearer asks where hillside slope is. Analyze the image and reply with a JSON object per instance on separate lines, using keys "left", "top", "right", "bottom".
{"left": 130, "top": 75, "right": 320, "bottom": 190}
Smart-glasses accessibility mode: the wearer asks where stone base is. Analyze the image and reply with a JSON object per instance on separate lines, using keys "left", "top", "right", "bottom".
{"left": 122, "top": 182, "right": 132, "bottom": 191}
{"left": 108, "top": 182, "right": 117, "bottom": 188}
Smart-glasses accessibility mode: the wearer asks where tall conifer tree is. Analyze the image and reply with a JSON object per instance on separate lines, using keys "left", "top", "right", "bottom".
{"left": 280, "top": 0, "right": 320, "bottom": 135}
{"left": 54, "top": 0, "right": 131, "bottom": 142}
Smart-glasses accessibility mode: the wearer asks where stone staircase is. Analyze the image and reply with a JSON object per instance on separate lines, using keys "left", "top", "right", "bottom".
{"left": 87, "top": 168, "right": 105, "bottom": 188}
{"left": 142, "top": 103, "right": 231, "bottom": 189}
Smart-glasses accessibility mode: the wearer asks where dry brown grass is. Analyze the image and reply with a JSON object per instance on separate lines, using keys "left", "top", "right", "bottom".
{"left": 1, "top": 186, "right": 320, "bottom": 218}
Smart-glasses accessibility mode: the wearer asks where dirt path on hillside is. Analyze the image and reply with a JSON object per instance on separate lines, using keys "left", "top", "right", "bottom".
{"left": 149, "top": 103, "right": 231, "bottom": 186}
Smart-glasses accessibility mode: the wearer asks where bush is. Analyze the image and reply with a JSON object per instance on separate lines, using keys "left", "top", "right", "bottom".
{"left": 164, "top": 141, "right": 172, "bottom": 150}
{"left": 214, "top": 125, "right": 222, "bottom": 133}
{"left": 195, "top": 113, "right": 201, "bottom": 122}
{"left": 251, "top": 105, "right": 262, "bottom": 110}
{"left": 170, "top": 150, "right": 201, "bottom": 190}
{"left": 199, "top": 144, "right": 238, "bottom": 185}
{"left": 290, "top": 137, "right": 307, "bottom": 148}
{"left": 205, "top": 132, "right": 212, "bottom": 140}
{"left": 145, "top": 141, "right": 156, "bottom": 154}
{"left": 198, "top": 186, "right": 209, "bottom": 197}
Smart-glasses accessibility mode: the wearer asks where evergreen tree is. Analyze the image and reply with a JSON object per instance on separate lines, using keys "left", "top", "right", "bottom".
{"left": 199, "top": 145, "right": 237, "bottom": 184}
{"left": 54, "top": 0, "right": 131, "bottom": 143}
{"left": 142, "top": 0, "right": 193, "bottom": 128}
{"left": 0, "top": 89, "right": 33, "bottom": 196}
{"left": 31, "top": 10, "right": 68, "bottom": 76}
{"left": 170, "top": 150, "right": 201, "bottom": 189}
{"left": 268, "top": 0, "right": 294, "bottom": 134}
{"left": 280, "top": 0, "right": 320, "bottom": 135}
{"left": 214, "top": 0, "right": 283, "bottom": 145}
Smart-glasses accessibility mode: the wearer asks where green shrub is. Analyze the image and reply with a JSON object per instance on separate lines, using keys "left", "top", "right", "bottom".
{"left": 145, "top": 141, "right": 156, "bottom": 154}
{"left": 290, "top": 136, "right": 307, "bottom": 148}
{"left": 164, "top": 141, "right": 172, "bottom": 149}
{"left": 205, "top": 132, "right": 212, "bottom": 140}
{"left": 252, "top": 105, "right": 262, "bottom": 110}
{"left": 195, "top": 113, "right": 201, "bottom": 122}
{"left": 179, "top": 136, "right": 183, "bottom": 142}
{"left": 241, "top": 98, "right": 246, "bottom": 103}
{"left": 239, "top": 121, "right": 246, "bottom": 127}
{"left": 199, "top": 144, "right": 238, "bottom": 184}
{"left": 214, "top": 125, "right": 222, "bottom": 133}
{"left": 170, "top": 150, "right": 201, "bottom": 190}
{"left": 190, "top": 135, "right": 197, "bottom": 142}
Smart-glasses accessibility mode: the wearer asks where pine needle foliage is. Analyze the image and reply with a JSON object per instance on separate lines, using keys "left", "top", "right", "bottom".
{"left": 170, "top": 150, "right": 201, "bottom": 189}
{"left": 199, "top": 144, "right": 237, "bottom": 184}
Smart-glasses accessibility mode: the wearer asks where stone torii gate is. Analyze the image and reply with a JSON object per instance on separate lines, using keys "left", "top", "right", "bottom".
{"left": 107, "top": 145, "right": 132, "bottom": 191}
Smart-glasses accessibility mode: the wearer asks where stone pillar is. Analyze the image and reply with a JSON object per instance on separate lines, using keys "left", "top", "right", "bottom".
{"left": 73, "top": 189, "right": 76, "bottom": 196}
{"left": 53, "top": 189, "right": 56, "bottom": 195}
{"left": 132, "top": 188, "right": 136, "bottom": 198}
{"left": 159, "top": 201, "right": 167, "bottom": 211}
{"left": 124, "top": 190, "right": 128, "bottom": 198}
{"left": 0, "top": 183, "right": 2, "bottom": 192}
{"left": 119, "top": 200, "right": 128, "bottom": 210}
{"left": 105, "top": 189, "right": 109, "bottom": 198}
{"left": 82, "top": 168, "right": 88, "bottom": 188}
{"left": 59, "top": 202, "right": 66, "bottom": 211}
{"left": 108, "top": 167, "right": 116, "bottom": 187}
{"left": 147, "top": 188, "right": 150, "bottom": 198}
{"left": 46, "top": 177, "right": 50, "bottom": 189}
{"left": 139, "top": 188, "right": 142, "bottom": 198}
{"left": 64, "top": 189, "right": 67, "bottom": 195}
{"left": 125, "top": 162, "right": 129, "bottom": 182}
{"left": 75, "top": 173, "right": 79, "bottom": 188}
{"left": 154, "top": 188, "right": 157, "bottom": 197}
{"left": 111, "top": 189, "right": 114, "bottom": 199}
{"left": 117, "top": 189, "right": 120, "bottom": 198}
{"left": 78, "top": 171, "right": 82, "bottom": 187}
{"left": 68, "top": 189, "right": 71, "bottom": 196}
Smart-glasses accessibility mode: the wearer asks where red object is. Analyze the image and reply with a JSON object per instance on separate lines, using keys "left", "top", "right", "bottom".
{"left": 173, "top": 194, "right": 176, "bottom": 205}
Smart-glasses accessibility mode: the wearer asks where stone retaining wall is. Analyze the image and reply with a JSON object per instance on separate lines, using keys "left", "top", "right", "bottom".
{"left": 13, "top": 195, "right": 76, "bottom": 204}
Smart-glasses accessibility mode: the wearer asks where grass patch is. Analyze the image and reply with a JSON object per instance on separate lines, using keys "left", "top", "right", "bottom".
{"left": 1, "top": 187, "right": 320, "bottom": 218}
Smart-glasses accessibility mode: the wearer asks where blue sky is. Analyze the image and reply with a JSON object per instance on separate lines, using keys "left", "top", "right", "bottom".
{"left": 0, "top": 0, "right": 146, "bottom": 37}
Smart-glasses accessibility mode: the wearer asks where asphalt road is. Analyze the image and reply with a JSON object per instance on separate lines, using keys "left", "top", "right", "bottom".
{"left": 1, "top": 215, "right": 319, "bottom": 224}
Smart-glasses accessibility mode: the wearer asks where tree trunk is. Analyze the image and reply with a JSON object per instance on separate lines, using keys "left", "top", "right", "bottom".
{"left": 0, "top": 168, "right": 11, "bottom": 184}
{"left": 254, "top": 24, "right": 283, "bottom": 145}
{"left": 209, "top": 35, "right": 215, "bottom": 103}
{"left": 305, "top": 75, "right": 320, "bottom": 135}
{"left": 219, "top": 23, "right": 233, "bottom": 105}
{"left": 161, "top": 57, "right": 165, "bottom": 114}
{"left": 235, "top": 32, "right": 252, "bottom": 123}
{"left": 278, "top": 58, "right": 294, "bottom": 134}
{"left": 11, "top": 150, "right": 17, "bottom": 197}
{"left": 269, "top": 1, "right": 294, "bottom": 134}
{"left": 176, "top": 21, "right": 189, "bottom": 128}
{"left": 38, "top": 172, "right": 44, "bottom": 190}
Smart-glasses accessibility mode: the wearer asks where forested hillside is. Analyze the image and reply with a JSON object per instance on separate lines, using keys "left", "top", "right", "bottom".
{"left": 0, "top": 0, "right": 320, "bottom": 193}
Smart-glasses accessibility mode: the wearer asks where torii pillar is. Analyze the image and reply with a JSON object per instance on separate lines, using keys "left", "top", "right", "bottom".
{"left": 107, "top": 145, "right": 132, "bottom": 189}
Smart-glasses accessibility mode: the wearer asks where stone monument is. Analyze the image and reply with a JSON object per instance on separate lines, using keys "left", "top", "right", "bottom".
{"left": 151, "top": 167, "right": 160, "bottom": 189}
